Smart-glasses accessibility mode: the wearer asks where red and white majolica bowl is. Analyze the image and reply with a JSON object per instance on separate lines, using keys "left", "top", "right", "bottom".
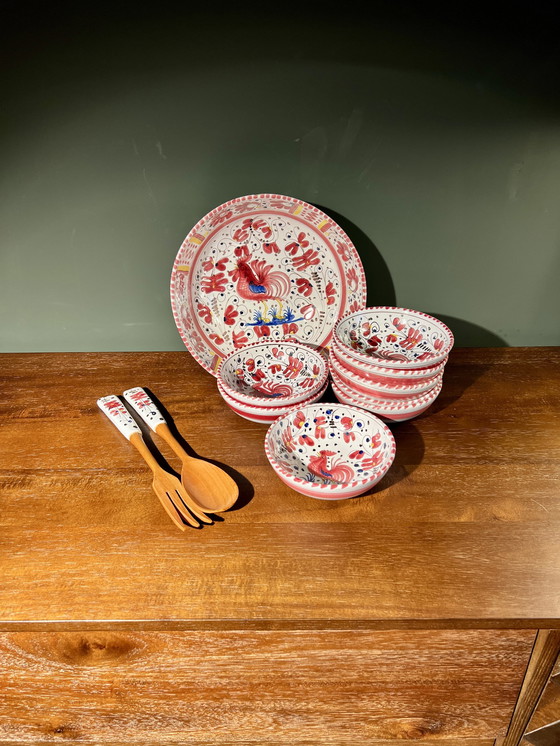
{"left": 331, "top": 366, "right": 443, "bottom": 422}
{"left": 329, "top": 350, "right": 442, "bottom": 399}
{"left": 331, "top": 341, "right": 447, "bottom": 383}
{"left": 218, "top": 341, "right": 328, "bottom": 407}
{"left": 334, "top": 307, "right": 454, "bottom": 370}
{"left": 217, "top": 378, "right": 328, "bottom": 424}
{"left": 171, "top": 194, "right": 367, "bottom": 376}
{"left": 264, "top": 403, "right": 396, "bottom": 499}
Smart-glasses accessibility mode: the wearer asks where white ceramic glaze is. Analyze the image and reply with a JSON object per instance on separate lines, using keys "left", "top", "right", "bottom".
{"left": 218, "top": 341, "right": 328, "bottom": 406}
{"left": 329, "top": 350, "right": 442, "bottom": 398}
{"left": 170, "top": 194, "right": 367, "bottom": 376}
{"left": 331, "top": 339, "right": 447, "bottom": 382}
{"left": 265, "top": 403, "right": 396, "bottom": 499}
{"left": 97, "top": 395, "right": 142, "bottom": 440}
{"left": 334, "top": 306, "right": 453, "bottom": 369}
{"left": 123, "top": 387, "right": 166, "bottom": 432}
{"left": 218, "top": 378, "right": 328, "bottom": 424}
{"left": 330, "top": 366, "right": 443, "bottom": 422}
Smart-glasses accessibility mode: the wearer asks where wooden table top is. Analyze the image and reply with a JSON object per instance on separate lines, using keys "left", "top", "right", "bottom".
{"left": 1, "top": 348, "right": 559, "bottom": 629}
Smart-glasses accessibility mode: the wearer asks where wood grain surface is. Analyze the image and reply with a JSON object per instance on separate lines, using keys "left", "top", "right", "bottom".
{"left": 0, "top": 629, "right": 535, "bottom": 743}
{"left": 0, "top": 731, "right": 494, "bottom": 746}
{"left": 0, "top": 348, "right": 559, "bottom": 626}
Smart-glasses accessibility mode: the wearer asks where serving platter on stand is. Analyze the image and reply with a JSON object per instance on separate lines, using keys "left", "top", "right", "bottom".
{"left": 170, "top": 194, "right": 367, "bottom": 376}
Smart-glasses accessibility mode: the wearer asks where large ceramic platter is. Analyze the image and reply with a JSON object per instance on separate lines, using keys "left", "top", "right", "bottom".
{"left": 170, "top": 194, "right": 367, "bottom": 375}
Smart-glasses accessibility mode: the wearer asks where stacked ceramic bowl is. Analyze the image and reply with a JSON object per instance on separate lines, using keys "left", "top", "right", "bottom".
{"left": 329, "top": 307, "right": 454, "bottom": 422}
{"left": 217, "top": 341, "right": 329, "bottom": 424}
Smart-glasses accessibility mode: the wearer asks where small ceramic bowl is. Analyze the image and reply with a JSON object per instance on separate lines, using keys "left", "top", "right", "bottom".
{"left": 265, "top": 403, "right": 396, "bottom": 499}
{"left": 334, "top": 306, "right": 454, "bottom": 369}
{"left": 218, "top": 341, "right": 328, "bottom": 407}
{"left": 218, "top": 378, "right": 328, "bottom": 424}
{"left": 331, "top": 343, "right": 447, "bottom": 384}
{"left": 331, "top": 366, "right": 443, "bottom": 422}
{"left": 329, "top": 350, "right": 442, "bottom": 399}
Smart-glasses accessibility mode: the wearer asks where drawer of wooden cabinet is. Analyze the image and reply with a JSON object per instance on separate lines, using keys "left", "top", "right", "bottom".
{"left": 0, "top": 629, "right": 534, "bottom": 744}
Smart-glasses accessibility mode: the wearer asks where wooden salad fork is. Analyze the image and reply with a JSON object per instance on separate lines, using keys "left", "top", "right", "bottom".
{"left": 123, "top": 387, "right": 238, "bottom": 513}
{"left": 97, "top": 395, "right": 210, "bottom": 530}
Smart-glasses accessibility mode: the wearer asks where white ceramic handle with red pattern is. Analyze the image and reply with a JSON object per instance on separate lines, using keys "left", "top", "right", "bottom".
{"left": 122, "top": 387, "right": 166, "bottom": 432}
{"left": 97, "top": 395, "right": 142, "bottom": 440}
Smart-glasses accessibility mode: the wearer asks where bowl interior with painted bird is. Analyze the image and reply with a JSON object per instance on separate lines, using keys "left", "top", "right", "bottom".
{"left": 334, "top": 306, "right": 454, "bottom": 369}
{"left": 170, "top": 193, "right": 367, "bottom": 376}
{"left": 264, "top": 403, "right": 396, "bottom": 499}
{"left": 218, "top": 341, "right": 328, "bottom": 406}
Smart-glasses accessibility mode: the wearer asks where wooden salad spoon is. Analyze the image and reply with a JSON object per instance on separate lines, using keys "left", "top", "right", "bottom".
{"left": 97, "top": 395, "right": 209, "bottom": 530}
{"left": 123, "top": 387, "right": 239, "bottom": 513}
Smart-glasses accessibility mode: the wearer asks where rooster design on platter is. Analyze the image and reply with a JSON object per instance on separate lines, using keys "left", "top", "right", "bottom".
{"left": 229, "top": 245, "right": 303, "bottom": 327}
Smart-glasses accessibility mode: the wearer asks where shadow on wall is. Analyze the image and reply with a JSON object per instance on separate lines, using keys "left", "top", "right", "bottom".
{"left": 317, "top": 203, "right": 507, "bottom": 348}
{"left": 314, "top": 204, "right": 397, "bottom": 307}
{"left": 426, "top": 314, "right": 507, "bottom": 347}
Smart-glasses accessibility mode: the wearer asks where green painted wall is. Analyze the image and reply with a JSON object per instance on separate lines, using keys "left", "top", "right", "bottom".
{"left": 2, "top": 3, "right": 559, "bottom": 351}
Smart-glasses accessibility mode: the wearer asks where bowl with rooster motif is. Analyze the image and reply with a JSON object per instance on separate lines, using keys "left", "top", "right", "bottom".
{"left": 333, "top": 307, "right": 454, "bottom": 370}
{"left": 329, "top": 350, "right": 442, "bottom": 399}
{"left": 218, "top": 378, "right": 329, "bottom": 424}
{"left": 331, "top": 343, "right": 447, "bottom": 383}
{"left": 217, "top": 341, "right": 328, "bottom": 407}
{"left": 330, "top": 364, "right": 443, "bottom": 422}
{"left": 264, "top": 403, "right": 396, "bottom": 499}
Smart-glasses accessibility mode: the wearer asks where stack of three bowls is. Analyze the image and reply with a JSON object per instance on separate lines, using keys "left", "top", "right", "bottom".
{"left": 217, "top": 341, "right": 329, "bottom": 424}
{"left": 329, "top": 307, "right": 454, "bottom": 422}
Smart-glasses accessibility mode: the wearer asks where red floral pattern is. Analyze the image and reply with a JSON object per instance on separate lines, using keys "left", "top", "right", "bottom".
{"left": 341, "top": 415, "right": 356, "bottom": 443}
{"left": 325, "top": 281, "right": 336, "bottom": 306}
{"left": 336, "top": 241, "right": 351, "bottom": 262}
{"left": 197, "top": 303, "right": 212, "bottom": 323}
{"left": 210, "top": 209, "right": 233, "bottom": 227}
{"left": 400, "top": 328, "right": 423, "bottom": 350}
{"left": 294, "top": 410, "right": 306, "bottom": 429}
{"left": 295, "top": 278, "right": 313, "bottom": 297}
{"left": 232, "top": 330, "right": 248, "bottom": 349}
{"left": 284, "top": 356, "right": 304, "bottom": 379}
{"left": 282, "top": 426, "right": 296, "bottom": 453}
{"left": 201, "top": 273, "right": 228, "bottom": 294}
{"left": 223, "top": 304, "right": 238, "bottom": 326}
{"left": 346, "top": 268, "right": 359, "bottom": 292}
{"left": 314, "top": 415, "right": 327, "bottom": 439}
{"left": 292, "top": 249, "right": 320, "bottom": 270}
{"left": 202, "top": 257, "right": 228, "bottom": 272}
{"left": 263, "top": 241, "right": 280, "bottom": 254}
{"left": 285, "top": 232, "right": 309, "bottom": 255}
